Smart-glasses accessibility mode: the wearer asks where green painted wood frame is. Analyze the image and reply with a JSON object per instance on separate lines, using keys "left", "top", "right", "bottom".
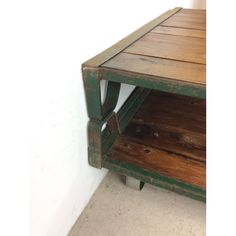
{"left": 82, "top": 7, "right": 206, "bottom": 201}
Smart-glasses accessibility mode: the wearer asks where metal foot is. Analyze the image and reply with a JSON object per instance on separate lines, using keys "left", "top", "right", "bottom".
{"left": 125, "top": 176, "right": 145, "bottom": 190}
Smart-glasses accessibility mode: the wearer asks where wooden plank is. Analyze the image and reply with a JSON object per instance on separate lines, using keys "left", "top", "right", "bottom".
{"left": 124, "top": 32, "right": 206, "bottom": 64}
{"left": 124, "top": 121, "right": 206, "bottom": 162}
{"left": 102, "top": 53, "right": 206, "bottom": 85}
{"left": 123, "top": 91, "right": 206, "bottom": 162}
{"left": 108, "top": 136, "right": 206, "bottom": 189}
{"left": 151, "top": 25, "right": 206, "bottom": 38}
{"left": 161, "top": 9, "right": 206, "bottom": 30}
{"left": 83, "top": 7, "right": 182, "bottom": 67}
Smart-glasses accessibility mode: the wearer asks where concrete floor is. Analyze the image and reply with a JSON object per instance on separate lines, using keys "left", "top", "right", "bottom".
{"left": 68, "top": 172, "right": 206, "bottom": 236}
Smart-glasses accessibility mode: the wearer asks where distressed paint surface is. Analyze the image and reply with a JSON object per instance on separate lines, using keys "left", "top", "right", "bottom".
{"left": 83, "top": 67, "right": 150, "bottom": 168}
{"left": 101, "top": 69, "right": 206, "bottom": 99}
{"left": 102, "top": 88, "right": 150, "bottom": 155}
{"left": 83, "top": 67, "right": 121, "bottom": 168}
{"left": 103, "top": 156, "right": 206, "bottom": 202}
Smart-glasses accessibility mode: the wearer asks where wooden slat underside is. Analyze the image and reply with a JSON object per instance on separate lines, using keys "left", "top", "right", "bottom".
{"left": 108, "top": 91, "right": 206, "bottom": 189}
{"left": 101, "top": 9, "right": 206, "bottom": 87}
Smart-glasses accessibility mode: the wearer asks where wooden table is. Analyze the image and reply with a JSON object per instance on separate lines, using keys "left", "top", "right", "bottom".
{"left": 82, "top": 8, "right": 206, "bottom": 201}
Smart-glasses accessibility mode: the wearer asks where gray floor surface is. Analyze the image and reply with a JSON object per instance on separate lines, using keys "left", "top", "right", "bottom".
{"left": 68, "top": 172, "right": 206, "bottom": 236}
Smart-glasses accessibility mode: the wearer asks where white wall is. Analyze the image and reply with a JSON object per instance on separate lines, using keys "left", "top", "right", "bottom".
{"left": 30, "top": 1, "right": 206, "bottom": 235}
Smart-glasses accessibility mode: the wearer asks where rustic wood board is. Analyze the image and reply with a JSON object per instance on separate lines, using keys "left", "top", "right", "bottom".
{"left": 107, "top": 91, "right": 206, "bottom": 189}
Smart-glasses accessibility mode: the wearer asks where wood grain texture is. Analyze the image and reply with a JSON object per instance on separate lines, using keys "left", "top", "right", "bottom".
{"left": 124, "top": 32, "right": 206, "bottom": 64}
{"left": 151, "top": 25, "right": 206, "bottom": 38}
{"left": 133, "top": 91, "right": 206, "bottom": 133}
{"left": 161, "top": 9, "right": 206, "bottom": 30}
{"left": 108, "top": 90, "right": 206, "bottom": 189}
{"left": 108, "top": 137, "right": 206, "bottom": 189}
{"left": 123, "top": 91, "right": 206, "bottom": 161}
{"left": 124, "top": 122, "right": 206, "bottom": 162}
{"left": 102, "top": 53, "right": 206, "bottom": 85}
{"left": 83, "top": 7, "right": 182, "bottom": 67}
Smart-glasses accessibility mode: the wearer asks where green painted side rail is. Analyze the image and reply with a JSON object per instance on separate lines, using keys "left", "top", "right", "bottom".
{"left": 103, "top": 156, "right": 206, "bottom": 202}
{"left": 117, "top": 88, "right": 150, "bottom": 132}
{"left": 101, "top": 68, "right": 206, "bottom": 99}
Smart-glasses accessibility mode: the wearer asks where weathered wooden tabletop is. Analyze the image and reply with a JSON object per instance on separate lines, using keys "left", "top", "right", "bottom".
{"left": 84, "top": 8, "right": 206, "bottom": 87}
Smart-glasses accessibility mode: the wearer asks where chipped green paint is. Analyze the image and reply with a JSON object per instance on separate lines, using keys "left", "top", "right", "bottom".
{"left": 117, "top": 87, "right": 150, "bottom": 131}
{"left": 83, "top": 67, "right": 150, "bottom": 168}
{"left": 87, "top": 119, "right": 103, "bottom": 168}
{"left": 103, "top": 156, "right": 206, "bottom": 202}
{"left": 83, "top": 68, "right": 121, "bottom": 120}
{"left": 82, "top": 68, "right": 103, "bottom": 120}
{"left": 101, "top": 69, "right": 206, "bottom": 99}
{"left": 83, "top": 67, "right": 121, "bottom": 168}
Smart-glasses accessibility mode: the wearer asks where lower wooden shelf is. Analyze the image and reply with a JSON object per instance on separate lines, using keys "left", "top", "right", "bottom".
{"left": 104, "top": 90, "right": 206, "bottom": 201}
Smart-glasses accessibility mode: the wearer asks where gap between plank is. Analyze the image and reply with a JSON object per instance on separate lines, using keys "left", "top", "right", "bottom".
{"left": 123, "top": 52, "right": 206, "bottom": 66}
{"left": 150, "top": 31, "right": 205, "bottom": 39}
{"left": 160, "top": 24, "right": 206, "bottom": 31}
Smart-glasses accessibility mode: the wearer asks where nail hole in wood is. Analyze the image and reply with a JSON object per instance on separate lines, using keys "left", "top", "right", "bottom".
{"left": 154, "top": 132, "right": 159, "bottom": 137}
{"left": 124, "top": 143, "right": 131, "bottom": 149}
{"left": 144, "top": 148, "right": 151, "bottom": 154}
